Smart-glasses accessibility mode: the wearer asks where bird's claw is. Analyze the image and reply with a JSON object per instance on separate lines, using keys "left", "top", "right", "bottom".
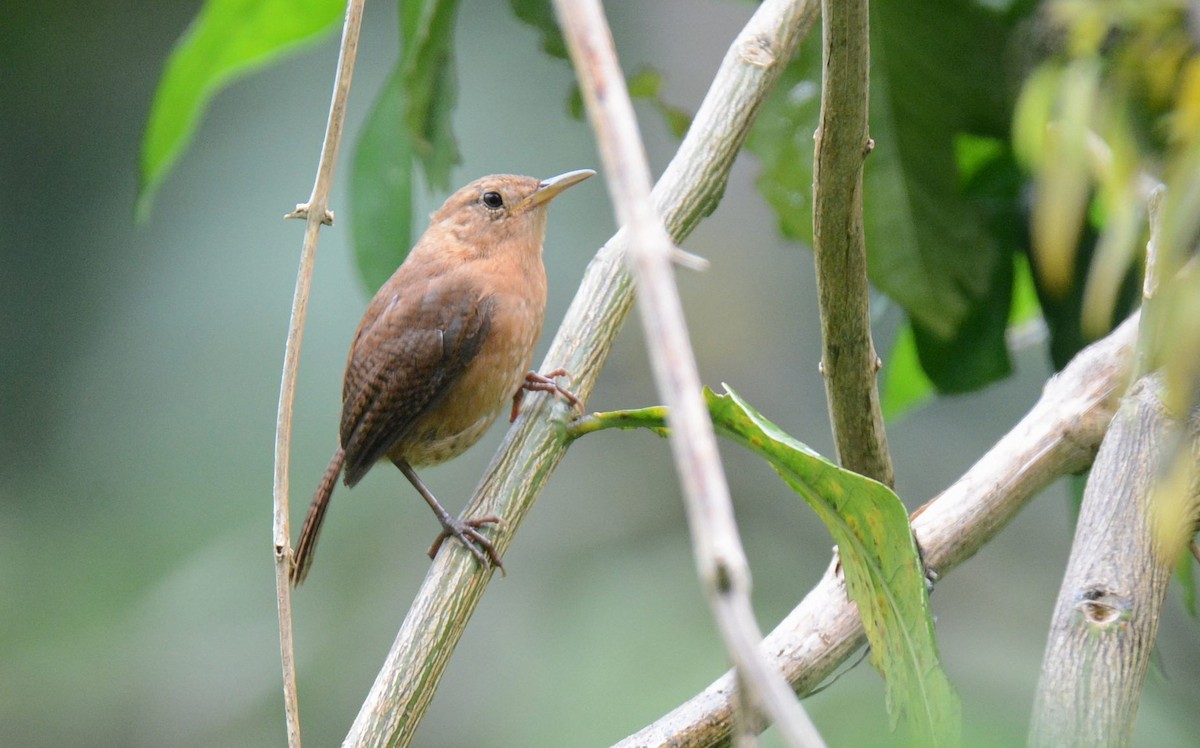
{"left": 428, "top": 514, "right": 506, "bottom": 573}
{"left": 511, "top": 369, "right": 583, "bottom": 422}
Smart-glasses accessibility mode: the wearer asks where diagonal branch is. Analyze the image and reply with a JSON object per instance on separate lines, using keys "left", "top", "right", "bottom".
{"left": 342, "top": 1, "right": 820, "bottom": 745}
{"left": 812, "top": 0, "right": 894, "bottom": 486}
{"left": 617, "top": 310, "right": 1140, "bottom": 747}
{"left": 554, "top": 0, "right": 823, "bottom": 745}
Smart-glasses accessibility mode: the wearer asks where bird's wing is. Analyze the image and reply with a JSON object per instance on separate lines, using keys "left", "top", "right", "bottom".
{"left": 339, "top": 277, "right": 494, "bottom": 486}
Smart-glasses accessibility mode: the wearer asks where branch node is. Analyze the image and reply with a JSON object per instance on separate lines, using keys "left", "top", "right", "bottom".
{"left": 285, "top": 203, "right": 334, "bottom": 225}
{"left": 739, "top": 35, "right": 778, "bottom": 68}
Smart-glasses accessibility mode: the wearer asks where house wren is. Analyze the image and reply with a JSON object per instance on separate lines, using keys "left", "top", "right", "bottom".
{"left": 290, "top": 169, "right": 595, "bottom": 586}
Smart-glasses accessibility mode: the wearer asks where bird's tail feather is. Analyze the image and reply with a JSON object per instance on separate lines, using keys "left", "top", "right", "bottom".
{"left": 290, "top": 447, "right": 345, "bottom": 587}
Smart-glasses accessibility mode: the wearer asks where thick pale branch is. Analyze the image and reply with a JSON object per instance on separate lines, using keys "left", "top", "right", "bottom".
{"left": 617, "top": 311, "right": 1140, "bottom": 748}
{"left": 273, "top": 2, "right": 364, "bottom": 746}
{"left": 555, "top": 0, "right": 822, "bottom": 745}
{"left": 812, "top": 0, "right": 894, "bottom": 487}
{"left": 1029, "top": 374, "right": 1200, "bottom": 747}
{"left": 342, "top": 1, "right": 819, "bottom": 745}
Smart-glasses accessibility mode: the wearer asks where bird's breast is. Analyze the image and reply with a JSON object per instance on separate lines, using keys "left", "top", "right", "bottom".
{"left": 394, "top": 276, "right": 547, "bottom": 467}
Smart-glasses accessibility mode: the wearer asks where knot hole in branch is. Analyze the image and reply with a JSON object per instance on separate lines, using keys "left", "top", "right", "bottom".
{"left": 1075, "top": 587, "right": 1131, "bottom": 628}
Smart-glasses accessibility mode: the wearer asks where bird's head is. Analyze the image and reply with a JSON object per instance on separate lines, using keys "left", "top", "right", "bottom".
{"left": 424, "top": 170, "right": 595, "bottom": 257}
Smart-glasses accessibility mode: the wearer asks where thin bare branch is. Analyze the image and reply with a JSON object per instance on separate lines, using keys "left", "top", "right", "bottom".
{"left": 272, "top": 1, "right": 365, "bottom": 745}
{"left": 617, "top": 311, "right": 1140, "bottom": 747}
{"left": 812, "top": 0, "right": 894, "bottom": 486}
{"left": 342, "top": 1, "right": 820, "bottom": 745}
{"left": 553, "top": 1, "right": 823, "bottom": 745}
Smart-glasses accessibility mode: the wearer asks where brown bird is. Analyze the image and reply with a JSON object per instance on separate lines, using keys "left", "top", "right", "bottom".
{"left": 290, "top": 169, "right": 595, "bottom": 586}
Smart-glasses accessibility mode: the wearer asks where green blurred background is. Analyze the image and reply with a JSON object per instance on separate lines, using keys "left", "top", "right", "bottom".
{"left": 3, "top": 1, "right": 1197, "bottom": 746}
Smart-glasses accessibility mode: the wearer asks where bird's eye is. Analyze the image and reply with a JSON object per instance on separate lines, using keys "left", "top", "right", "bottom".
{"left": 481, "top": 191, "right": 504, "bottom": 209}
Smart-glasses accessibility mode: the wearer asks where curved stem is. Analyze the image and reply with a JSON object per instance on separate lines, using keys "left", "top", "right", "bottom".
{"left": 272, "top": 1, "right": 365, "bottom": 745}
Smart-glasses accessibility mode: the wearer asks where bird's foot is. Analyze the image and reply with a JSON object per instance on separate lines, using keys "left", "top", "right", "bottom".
{"left": 510, "top": 368, "right": 583, "bottom": 422}
{"left": 428, "top": 514, "right": 506, "bottom": 573}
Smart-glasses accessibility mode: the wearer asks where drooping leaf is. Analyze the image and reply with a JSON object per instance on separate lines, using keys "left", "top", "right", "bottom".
{"left": 569, "top": 388, "right": 961, "bottom": 744}
{"left": 137, "top": 0, "right": 347, "bottom": 219}
{"left": 708, "top": 388, "right": 960, "bottom": 744}
{"left": 350, "top": 0, "right": 461, "bottom": 291}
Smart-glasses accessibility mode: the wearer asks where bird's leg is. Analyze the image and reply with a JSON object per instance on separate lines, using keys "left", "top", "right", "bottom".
{"left": 393, "top": 458, "right": 505, "bottom": 572}
{"left": 510, "top": 368, "right": 583, "bottom": 422}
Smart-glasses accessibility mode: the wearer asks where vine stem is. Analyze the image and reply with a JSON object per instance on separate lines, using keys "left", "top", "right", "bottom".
{"left": 812, "top": 0, "right": 894, "bottom": 486}
{"left": 272, "top": 1, "right": 365, "bottom": 745}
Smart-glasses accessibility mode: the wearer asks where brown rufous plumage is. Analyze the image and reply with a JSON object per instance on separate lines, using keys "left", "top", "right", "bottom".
{"left": 290, "top": 169, "right": 594, "bottom": 586}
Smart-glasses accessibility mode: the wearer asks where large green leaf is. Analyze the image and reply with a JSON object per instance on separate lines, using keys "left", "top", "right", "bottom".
{"left": 350, "top": 0, "right": 461, "bottom": 291}
{"left": 883, "top": 251, "right": 1043, "bottom": 421}
{"left": 570, "top": 387, "right": 961, "bottom": 744}
{"left": 138, "top": 0, "right": 346, "bottom": 219}
{"left": 749, "top": 0, "right": 1028, "bottom": 366}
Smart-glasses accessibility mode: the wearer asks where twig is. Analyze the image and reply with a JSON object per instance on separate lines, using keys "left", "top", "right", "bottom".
{"left": 1133, "top": 186, "right": 1166, "bottom": 382}
{"left": 272, "top": 1, "right": 365, "bottom": 745}
{"left": 616, "top": 311, "right": 1140, "bottom": 747}
{"left": 554, "top": 1, "right": 823, "bottom": 746}
{"left": 811, "top": 0, "right": 894, "bottom": 486}
{"left": 342, "top": 1, "right": 819, "bottom": 745}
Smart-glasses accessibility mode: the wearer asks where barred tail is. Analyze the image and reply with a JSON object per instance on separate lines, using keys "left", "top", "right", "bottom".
{"left": 290, "top": 447, "right": 345, "bottom": 587}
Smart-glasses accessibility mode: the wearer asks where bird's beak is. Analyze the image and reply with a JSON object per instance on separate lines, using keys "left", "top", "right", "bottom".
{"left": 519, "top": 169, "right": 596, "bottom": 210}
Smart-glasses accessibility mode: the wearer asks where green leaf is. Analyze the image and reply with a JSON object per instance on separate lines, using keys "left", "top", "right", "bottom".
{"left": 746, "top": 40, "right": 821, "bottom": 244}
{"left": 351, "top": 69, "right": 413, "bottom": 292}
{"left": 137, "top": 0, "right": 346, "bottom": 220}
{"left": 401, "top": 0, "right": 462, "bottom": 191}
{"left": 709, "top": 388, "right": 960, "bottom": 744}
{"left": 749, "top": 0, "right": 1023, "bottom": 341}
{"left": 508, "top": 0, "right": 567, "bottom": 60}
{"left": 911, "top": 247, "right": 1014, "bottom": 394}
{"left": 569, "top": 389, "right": 961, "bottom": 744}
{"left": 881, "top": 323, "right": 935, "bottom": 422}
{"left": 884, "top": 253, "right": 1042, "bottom": 422}
{"left": 350, "top": 0, "right": 461, "bottom": 291}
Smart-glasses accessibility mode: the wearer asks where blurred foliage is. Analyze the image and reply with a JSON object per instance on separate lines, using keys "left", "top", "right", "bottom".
{"left": 1015, "top": 0, "right": 1200, "bottom": 367}
{"left": 749, "top": 0, "right": 1034, "bottom": 416}
{"left": 569, "top": 68, "right": 692, "bottom": 139}
{"left": 572, "top": 387, "right": 961, "bottom": 744}
{"left": 351, "top": 0, "right": 461, "bottom": 291}
{"left": 1014, "top": 0, "right": 1200, "bottom": 571}
{"left": 747, "top": 0, "right": 1200, "bottom": 423}
{"left": 137, "top": 0, "right": 347, "bottom": 220}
